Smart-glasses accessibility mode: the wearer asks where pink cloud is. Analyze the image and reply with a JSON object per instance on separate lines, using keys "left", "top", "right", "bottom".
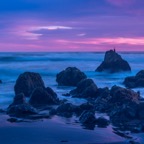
{"left": 57, "top": 37, "right": 144, "bottom": 46}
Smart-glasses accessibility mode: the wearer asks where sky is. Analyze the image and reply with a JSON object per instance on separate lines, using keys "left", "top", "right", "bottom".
{"left": 0, "top": 0, "right": 144, "bottom": 52}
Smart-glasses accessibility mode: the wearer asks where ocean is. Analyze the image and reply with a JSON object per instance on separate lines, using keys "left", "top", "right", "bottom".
{"left": 0, "top": 52, "right": 144, "bottom": 143}
{"left": 0, "top": 52, "right": 144, "bottom": 109}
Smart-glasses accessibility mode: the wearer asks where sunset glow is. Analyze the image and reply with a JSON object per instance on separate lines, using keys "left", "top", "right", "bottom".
{"left": 0, "top": 0, "right": 144, "bottom": 52}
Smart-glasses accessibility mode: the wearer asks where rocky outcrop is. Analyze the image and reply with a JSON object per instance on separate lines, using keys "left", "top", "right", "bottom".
{"left": 7, "top": 94, "right": 37, "bottom": 118}
{"left": 70, "top": 79, "right": 98, "bottom": 98}
{"left": 94, "top": 87, "right": 111, "bottom": 112}
{"left": 7, "top": 104, "right": 38, "bottom": 118}
{"left": 56, "top": 103, "right": 78, "bottom": 117}
{"left": 29, "top": 87, "right": 59, "bottom": 108}
{"left": 14, "top": 72, "right": 45, "bottom": 97}
{"left": 79, "top": 111, "right": 96, "bottom": 124}
{"left": 137, "top": 102, "right": 144, "bottom": 119}
{"left": 124, "top": 70, "right": 144, "bottom": 88}
{"left": 96, "top": 117, "right": 109, "bottom": 128}
{"left": 9, "top": 93, "right": 26, "bottom": 107}
{"left": 109, "top": 85, "right": 139, "bottom": 104}
{"left": 109, "top": 103, "right": 138, "bottom": 125}
{"left": 96, "top": 50, "right": 131, "bottom": 73}
{"left": 0, "top": 80, "right": 2, "bottom": 83}
{"left": 56, "top": 67, "right": 87, "bottom": 86}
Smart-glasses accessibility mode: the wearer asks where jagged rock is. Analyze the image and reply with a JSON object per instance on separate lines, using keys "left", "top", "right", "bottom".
{"left": 79, "top": 111, "right": 96, "bottom": 124}
{"left": 96, "top": 117, "right": 110, "bottom": 127}
{"left": 76, "top": 102, "right": 95, "bottom": 116}
{"left": 96, "top": 50, "right": 131, "bottom": 73}
{"left": 124, "top": 70, "right": 144, "bottom": 88}
{"left": 14, "top": 72, "right": 45, "bottom": 97}
{"left": 29, "top": 87, "right": 59, "bottom": 108}
{"left": 110, "top": 103, "right": 138, "bottom": 125}
{"left": 56, "top": 67, "right": 87, "bottom": 86}
{"left": 9, "top": 93, "right": 26, "bottom": 107}
{"left": 94, "top": 87, "right": 111, "bottom": 112}
{"left": 137, "top": 102, "right": 144, "bottom": 119}
{"left": 110, "top": 85, "right": 139, "bottom": 104}
{"left": 70, "top": 79, "right": 98, "bottom": 98}
{"left": 56, "top": 103, "right": 77, "bottom": 117}
{"left": 7, "top": 104, "right": 37, "bottom": 118}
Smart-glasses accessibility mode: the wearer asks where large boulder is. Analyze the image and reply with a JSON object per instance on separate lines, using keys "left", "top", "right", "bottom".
{"left": 110, "top": 85, "right": 139, "bottom": 104}
{"left": 7, "top": 104, "right": 37, "bottom": 118}
{"left": 56, "top": 67, "right": 87, "bottom": 86}
{"left": 96, "top": 117, "right": 110, "bottom": 128}
{"left": 108, "top": 86, "right": 140, "bottom": 126}
{"left": 29, "top": 87, "right": 59, "bottom": 108}
{"left": 14, "top": 72, "right": 45, "bottom": 97}
{"left": 137, "top": 102, "right": 144, "bottom": 119}
{"left": 7, "top": 93, "right": 37, "bottom": 118}
{"left": 110, "top": 103, "right": 138, "bottom": 126}
{"left": 94, "top": 87, "right": 111, "bottom": 112}
{"left": 9, "top": 93, "right": 26, "bottom": 107}
{"left": 124, "top": 70, "right": 144, "bottom": 88}
{"left": 70, "top": 79, "right": 98, "bottom": 98}
{"left": 56, "top": 103, "right": 78, "bottom": 117}
{"left": 96, "top": 50, "right": 131, "bottom": 73}
{"left": 79, "top": 111, "right": 96, "bottom": 124}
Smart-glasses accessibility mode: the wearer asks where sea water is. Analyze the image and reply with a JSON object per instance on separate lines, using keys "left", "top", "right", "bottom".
{"left": 0, "top": 52, "right": 144, "bottom": 109}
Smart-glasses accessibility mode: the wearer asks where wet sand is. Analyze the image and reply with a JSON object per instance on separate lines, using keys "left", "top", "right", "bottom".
{"left": 0, "top": 114, "right": 127, "bottom": 144}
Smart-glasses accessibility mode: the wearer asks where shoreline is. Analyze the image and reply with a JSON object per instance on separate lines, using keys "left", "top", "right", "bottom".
{"left": 0, "top": 114, "right": 126, "bottom": 144}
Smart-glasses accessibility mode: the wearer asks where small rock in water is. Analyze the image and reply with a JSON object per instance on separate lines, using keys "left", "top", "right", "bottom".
{"left": 96, "top": 49, "right": 131, "bottom": 73}
{"left": 56, "top": 67, "right": 87, "bottom": 86}
{"left": 124, "top": 70, "right": 144, "bottom": 88}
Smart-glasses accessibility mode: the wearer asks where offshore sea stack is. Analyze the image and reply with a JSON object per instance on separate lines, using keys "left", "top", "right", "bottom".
{"left": 124, "top": 70, "right": 144, "bottom": 88}
{"left": 56, "top": 67, "right": 87, "bottom": 86}
{"left": 96, "top": 49, "right": 131, "bottom": 73}
{"left": 14, "top": 72, "right": 45, "bottom": 97}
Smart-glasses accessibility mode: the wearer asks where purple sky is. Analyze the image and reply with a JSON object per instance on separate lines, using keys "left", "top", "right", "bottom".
{"left": 0, "top": 0, "right": 144, "bottom": 52}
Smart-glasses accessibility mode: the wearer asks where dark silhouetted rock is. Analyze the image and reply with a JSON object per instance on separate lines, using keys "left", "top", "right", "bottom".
{"left": 14, "top": 72, "right": 45, "bottom": 97}
{"left": 110, "top": 103, "right": 138, "bottom": 126}
{"left": 79, "top": 111, "right": 96, "bottom": 124}
{"left": 124, "top": 70, "right": 144, "bottom": 88}
{"left": 9, "top": 93, "right": 26, "bottom": 107}
{"left": 7, "top": 104, "right": 37, "bottom": 118}
{"left": 29, "top": 87, "right": 59, "bottom": 108}
{"left": 137, "top": 102, "right": 144, "bottom": 119}
{"left": 96, "top": 117, "right": 109, "bottom": 127}
{"left": 96, "top": 50, "right": 131, "bottom": 73}
{"left": 79, "top": 102, "right": 94, "bottom": 111}
{"left": 110, "top": 85, "right": 139, "bottom": 104}
{"left": 56, "top": 67, "right": 87, "bottom": 86}
{"left": 7, "top": 93, "right": 37, "bottom": 118}
{"left": 56, "top": 103, "right": 77, "bottom": 117}
{"left": 76, "top": 102, "right": 95, "bottom": 116}
{"left": 95, "top": 87, "right": 111, "bottom": 112}
{"left": 70, "top": 79, "right": 98, "bottom": 98}
{"left": 0, "top": 80, "right": 2, "bottom": 83}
